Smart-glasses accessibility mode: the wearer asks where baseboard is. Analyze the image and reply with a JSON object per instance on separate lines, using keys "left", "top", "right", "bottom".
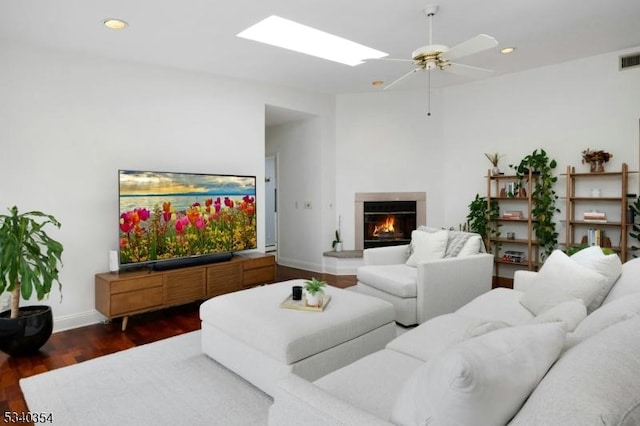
{"left": 276, "top": 256, "right": 323, "bottom": 274}
{"left": 53, "top": 310, "right": 104, "bottom": 333}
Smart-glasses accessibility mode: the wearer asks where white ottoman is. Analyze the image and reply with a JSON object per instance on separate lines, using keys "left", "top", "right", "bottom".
{"left": 199, "top": 279, "right": 396, "bottom": 395}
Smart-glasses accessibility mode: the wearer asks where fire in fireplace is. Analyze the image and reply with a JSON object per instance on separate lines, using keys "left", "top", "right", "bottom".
{"left": 364, "top": 201, "right": 416, "bottom": 249}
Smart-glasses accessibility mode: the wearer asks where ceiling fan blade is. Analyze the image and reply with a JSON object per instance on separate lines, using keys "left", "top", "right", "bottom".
{"left": 439, "top": 34, "right": 498, "bottom": 61}
{"left": 366, "top": 57, "right": 414, "bottom": 63}
{"left": 442, "top": 62, "right": 494, "bottom": 78}
{"left": 383, "top": 67, "right": 422, "bottom": 90}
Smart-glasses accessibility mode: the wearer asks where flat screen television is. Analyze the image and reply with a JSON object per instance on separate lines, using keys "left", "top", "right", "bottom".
{"left": 118, "top": 170, "right": 257, "bottom": 271}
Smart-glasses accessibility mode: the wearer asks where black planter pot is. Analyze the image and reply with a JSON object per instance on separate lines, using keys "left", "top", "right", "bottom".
{"left": 0, "top": 306, "right": 53, "bottom": 356}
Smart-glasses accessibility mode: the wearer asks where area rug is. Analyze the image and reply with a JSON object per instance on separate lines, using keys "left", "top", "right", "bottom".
{"left": 20, "top": 331, "right": 272, "bottom": 425}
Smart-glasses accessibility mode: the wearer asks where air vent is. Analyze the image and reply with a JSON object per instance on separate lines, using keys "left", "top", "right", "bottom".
{"left": 620, "top": 53, "right": 640, "bottom": 70}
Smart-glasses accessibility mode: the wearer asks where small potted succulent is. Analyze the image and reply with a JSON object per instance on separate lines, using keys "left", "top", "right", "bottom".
{"left": 303, "top": 277, "right": 327, "bottom": 307}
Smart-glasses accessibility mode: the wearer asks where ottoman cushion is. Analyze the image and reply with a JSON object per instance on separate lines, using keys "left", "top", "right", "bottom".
{"left": 199, "top": 280, "right": 395, "bottom": 365}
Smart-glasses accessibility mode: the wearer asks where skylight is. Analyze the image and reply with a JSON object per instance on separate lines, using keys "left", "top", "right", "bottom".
{"left": 237, "top": 15, "right": 387, "bottom": 66}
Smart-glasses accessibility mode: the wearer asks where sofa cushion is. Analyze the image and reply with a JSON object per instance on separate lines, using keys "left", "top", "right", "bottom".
{"left": 456, "top": 234, "right": 483, "bottom": 257}
{"left": 565, "top": 292, "right": 640, "bottom": 349}
{"left": 519, "top": 250, "right": 607, "bottom": 315}
{"left": 509, "top": 316, "right": 640, "bottom": 426}
{"left": 603, "top": 257, "right": 640, "bottom": 304}
{"left": 357, "top": 264, "right": 417, "bottom": 297}
{"left": 456, "top": 287, "right": 534, "bottom": 325}
{"left": 386, "top": 313, "right": 508, "bottom": 362}
{"left": 570, "top": 246, "right": 622, "bottom": 309}
{"left": 390, "top": 323, "right": 565, "bottom": 426}
{"left": 406, "top": 230, "right": 448, "bottom": 267}
{"left": 314, "top": 349, "right": 423, "bottom": 421}
{"left": 528, "top": 299, "right": 586, "bottom": 332}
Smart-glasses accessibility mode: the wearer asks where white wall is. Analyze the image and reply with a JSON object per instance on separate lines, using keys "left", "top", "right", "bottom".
{"left": 0, "top": 41, "right": 334, "bottom": 330}
{"left": 442, "top": 46, "right": 640, "bottom": 229}
{"left": 335, "top": 89, "right": 445, "bottom": 250}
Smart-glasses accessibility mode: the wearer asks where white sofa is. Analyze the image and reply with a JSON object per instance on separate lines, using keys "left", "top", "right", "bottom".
{"left": 356, "top": 229, "right": 494, "bottom": 325}
{"left": 269, "top": 250, "right": 640, "bottom": 425}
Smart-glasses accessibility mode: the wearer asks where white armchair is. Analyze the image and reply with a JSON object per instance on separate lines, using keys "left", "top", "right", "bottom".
{"left": 356, "top": 242, "right": 493, "bottom": 326}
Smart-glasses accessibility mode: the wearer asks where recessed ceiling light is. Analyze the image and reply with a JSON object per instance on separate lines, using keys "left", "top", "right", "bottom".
{"left": 237, "top": 15, "right": 387, "bottom": 66}
{"left": 103, "top": 18, "right": 128, "bottom": 30}
{"left": 500, "top": 47, "right": 516, "bottom": 54}
{"left": 372, "top": 80, "right": 384, "bottom": 87}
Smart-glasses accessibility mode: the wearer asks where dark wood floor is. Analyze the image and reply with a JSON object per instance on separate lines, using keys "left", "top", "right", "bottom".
{"left": 0, "top": 264, "right": 340, "bottom": 424}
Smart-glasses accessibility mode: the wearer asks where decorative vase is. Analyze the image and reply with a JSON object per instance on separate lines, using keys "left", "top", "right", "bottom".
{"left": 491, "top": 166, "right": 501, "bottom": 176}
{"left": 597, "top": 160, "right": 605, "bottom": 173}
{"left": 335, "top": 242, "right": 343, "bottom": 252}
{"left": 589, "top": 160, "right": 597, "bottom": 173}
{"left": 305, "top": 292, "right": 322, "bottom": 307}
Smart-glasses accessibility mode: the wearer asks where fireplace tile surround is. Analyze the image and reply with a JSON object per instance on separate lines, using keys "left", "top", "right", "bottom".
{"left": 355, "top": 192, "right": 427, "bottom": 250}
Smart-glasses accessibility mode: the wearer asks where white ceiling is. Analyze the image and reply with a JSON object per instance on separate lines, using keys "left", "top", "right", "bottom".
{"left": 2, "top": 0, "right": 639, "bottom": 96}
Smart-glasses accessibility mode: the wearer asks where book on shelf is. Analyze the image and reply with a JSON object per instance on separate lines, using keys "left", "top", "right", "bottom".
{"left": 583, "top": 211, "right": 606, "bottom": 220}
{"left": 502, "top": 211, "right": 523, "bottom": 219}
{"left": 583, "top": 218, "right": 608, "bottom": 223}
{"left": 586, "top": 228, "right": 603, "bottom": 246}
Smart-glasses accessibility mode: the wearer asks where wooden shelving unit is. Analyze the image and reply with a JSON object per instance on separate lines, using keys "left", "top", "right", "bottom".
{"left": 563, "top": 163, "right": 634, "bottom": 261}
{"left": 486, "top": 169, "right": 540, "bottom": 281}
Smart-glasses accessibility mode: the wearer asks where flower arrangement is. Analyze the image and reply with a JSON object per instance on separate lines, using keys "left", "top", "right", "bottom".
{"left": 582, "top": 149, "right": 613, "bottom": 164}
{"left": 484, "top": 153, "right": 503, "bottom": 167}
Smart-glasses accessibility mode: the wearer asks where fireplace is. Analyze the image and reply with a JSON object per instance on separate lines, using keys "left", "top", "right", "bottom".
{"left": 355, "top": 192, "right": 426, "bottom": 250}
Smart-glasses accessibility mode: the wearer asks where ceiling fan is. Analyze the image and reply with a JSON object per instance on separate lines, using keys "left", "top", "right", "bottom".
{"left": 373, "top": 5, "right": 499, "bottom": 115}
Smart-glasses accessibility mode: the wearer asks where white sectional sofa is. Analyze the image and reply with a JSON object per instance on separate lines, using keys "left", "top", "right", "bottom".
{"left": 356, "top": 229, "right": 494, "bottom": 325}
{"left": 269, "top": 249, "right": 640, "bottom": 426}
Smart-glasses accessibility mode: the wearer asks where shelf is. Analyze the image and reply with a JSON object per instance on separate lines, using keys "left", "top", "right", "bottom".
{"left": 494, "top": 258, "right": 540, "bottom": 268}
{"left": 564, "top": 163, "right": 630, "bottom": 262}
{"left": 492, "top": 238, "right": 539, "bottom": 245}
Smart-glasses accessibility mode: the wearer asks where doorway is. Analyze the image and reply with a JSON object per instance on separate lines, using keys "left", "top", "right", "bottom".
{"left": 265, "top": 155, "right": 277, "bottom": 252}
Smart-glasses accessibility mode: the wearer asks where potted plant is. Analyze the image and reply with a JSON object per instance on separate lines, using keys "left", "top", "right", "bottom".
{"left": 582, "top": 149, "right": 613, "bottom": 173}
{"left": 0, "top": 206, "right": 63, "bottom": 356}
{"left": 466, "top": 194, "right": 500, "bottom": 252}
{"left": 510, "top": 149, "right": 559, "bottom": 259}
{"left": 484, "top": 153, "right": 504, "bottom": 176}
{"left": 332, "top": 230, "right": 342, "bottom": 252}
{"left": 630, "top": 196, "right": 640, "bottom": 258}
{"left": 303, "top": 277, "right": 327, "bottom": 307}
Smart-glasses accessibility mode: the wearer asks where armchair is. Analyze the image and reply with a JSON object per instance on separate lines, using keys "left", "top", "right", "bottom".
{"left": 356, "top": 241, "right": 493, "bottom": 326}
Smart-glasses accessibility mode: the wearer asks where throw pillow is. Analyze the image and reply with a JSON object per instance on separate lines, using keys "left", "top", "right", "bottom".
{"left": 510, "top": 316, "right": 640, "bottom": 426}
{"left": 565, "top": 292, "right": 640, "bottom": 349}
{"left": 405, "top": 230, "right": 448, "bottom": 267}
{"left": 602, "top": 257, "right": 640, "bottom": 304}
{"left": 519, "top": 250, "right": 607, "bottom": 315}
{"left": 389, "top": 323, "right": 566, "bottom": 426}
{"left": 570, "top": 246, "right": 622, "bottom": 309}
{"left": 455, "top": 235, "right": 483, "bottom": 257}
{"left": 528, "top": 299, "right": 586, "bottom": 332}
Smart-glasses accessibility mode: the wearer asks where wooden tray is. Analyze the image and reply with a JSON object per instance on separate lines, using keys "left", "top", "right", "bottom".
{"left": 280, "top": 294, "right": 331, "bottom": 312}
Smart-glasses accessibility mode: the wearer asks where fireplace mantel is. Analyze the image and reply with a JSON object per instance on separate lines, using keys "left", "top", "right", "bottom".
{"left": 354, "top": 192, "right": 426, "bottom": 250}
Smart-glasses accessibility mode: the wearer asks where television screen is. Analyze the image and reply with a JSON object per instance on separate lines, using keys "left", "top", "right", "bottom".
{"left": 118, "top": 170, "right": 257, "bottom": 268}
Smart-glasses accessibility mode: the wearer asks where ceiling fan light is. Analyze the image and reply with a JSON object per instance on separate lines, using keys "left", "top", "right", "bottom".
{"left": 237, "top": 15, "right": 387, "bottom": 66}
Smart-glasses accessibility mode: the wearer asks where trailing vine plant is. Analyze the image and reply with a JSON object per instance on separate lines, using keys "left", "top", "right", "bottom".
{"left": 466, "top": 194, "right": 500, "bottom": 253}
{"left": 510, "top": 149, "right": 559, "bottom": 259}
{"left": 629, "top": 196, "right": 640, "bottom": 258}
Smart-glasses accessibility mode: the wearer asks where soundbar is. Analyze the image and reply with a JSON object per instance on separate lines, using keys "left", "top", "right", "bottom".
{"left": 152, "top": 252, "right": 233, "bottom": 271}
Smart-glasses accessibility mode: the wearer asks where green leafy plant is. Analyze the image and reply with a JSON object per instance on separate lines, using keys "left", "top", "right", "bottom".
{"left": 510, "top": 149, "right": 559, "bottom": 259}
{"left": 565, "top": 243, "right": 616, "bottom": 257}
{"left": 466, "top": 194, "right": 500, "bottom": 251}
{"left": 303, "top": 277, "right": 327, "bottom": 296}
{"left": 0, "top": 206, "right": 64, "bottom": 319}
{"left": 630, "top": 197, "right": 640, "bottom": 257}
{"left": 331, "top": 230, "right": 342, "bottom": 249}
